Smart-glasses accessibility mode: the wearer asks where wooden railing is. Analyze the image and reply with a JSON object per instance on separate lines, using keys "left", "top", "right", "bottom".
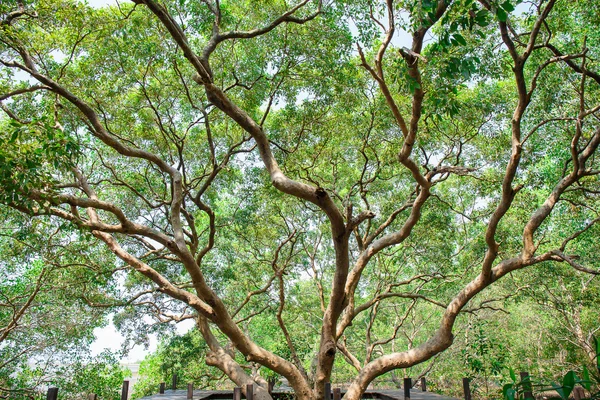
{"left": 44, "top": 371, "right": 539, "bottom": 400}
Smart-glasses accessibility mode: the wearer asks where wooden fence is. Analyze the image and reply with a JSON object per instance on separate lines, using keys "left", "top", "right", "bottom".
{"left": 43, "top": 371, "right": 570, "bottom": 400}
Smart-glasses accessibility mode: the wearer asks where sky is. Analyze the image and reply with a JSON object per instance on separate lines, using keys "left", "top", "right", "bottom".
{"left": 89, "top": 321, "right": 153, "bottom": 363}
{"left": 85, "top": 0, "right": 116, "bottom": 7}
{"left": 90, "top": 317, "right": 195, "bottom": 363}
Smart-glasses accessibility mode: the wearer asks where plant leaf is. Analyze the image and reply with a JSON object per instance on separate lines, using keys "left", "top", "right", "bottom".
{"left": 502, "top": 1, "right": 515, "bottom": 12}
{"left": 496, "top": 7, "right": 508, "bottom": 22}
{"left": 582, "top": 365, "right": 591, "bottom": 391}
{"left": 562, "top": 371, "right": 576, "bottom": 399}
{"left": 594, "top": 335, "right": 600, "bottom": 373}
{"left": 454, "top": 34, "right": 467, "bottom": 46}
{"left": 552, "top": 383, "right": 567, "bottom": 400}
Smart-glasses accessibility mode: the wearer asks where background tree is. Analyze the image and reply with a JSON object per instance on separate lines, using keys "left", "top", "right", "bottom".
{"left": 0, "top": 209, "right": 129, "bottom": 398}
{"left": 1, "top": 0, "right": 599, "bottom": 399}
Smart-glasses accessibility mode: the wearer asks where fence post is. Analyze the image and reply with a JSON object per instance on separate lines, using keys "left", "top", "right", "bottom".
{"left": 187, "top": 383, "right": 194, "bottom": 399}
{"left": 233, "top": 387, "right": 241, "bottom": 400}
{"left": 324, "top": 382, "right": 331, "bottom": 400}
{"left": 403, "top": 377, "right": 411, "bottom": 400}
{"left": 462, "top": 378, "right": 471, "bottom": 400}
{"left": 172, "top": 374, "right": 178, "bottom": 390}
{"left": 421, "top": 377, "right": 427, "bottom": 392}
{"left": 268, "top": 379, "right": 275, "bottom": 394}
{"left": 246, "top": 384, "right": 254, "bottom": 400}
{"left": 121, "top": 380, "right": 129, "bottom": 400}
{"left": 88, "top": 394, "right": 98, "bottom": 400}
{"left": 160, "top": 382, "right": 166, "bottom": 394}
{"left": 333, "top": 388, "right": 341, "bottom": 400}
{"left": 47, "top": 388, "right": 59, "bottom": 400}
{"left": 520, "top": 372, "right": 533, "bottom": 400}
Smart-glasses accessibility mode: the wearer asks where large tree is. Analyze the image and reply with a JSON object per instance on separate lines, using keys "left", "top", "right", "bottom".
{"left": 1, "top": 0, "right": 599, "bottom": 399}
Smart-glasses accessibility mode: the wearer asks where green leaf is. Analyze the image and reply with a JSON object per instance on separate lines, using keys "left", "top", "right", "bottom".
{"left": 594, "top": 335, "right": 600, "bottom": 373}
{"left": 501, "top": 1, "right": 515, "bottom": 12}
{"left": 496, "top": 7, "right": 508, "bottom": 22}
{"left": 503, "top": 384, "right": 516, "bottom": 400}
{"left": 560, "top": 371, "right": 576, "bottom": 400}
{"left": 582, "top": 365, "right": 591, "bottom": 391}
{"left": 506, "top": 388, "right": 516, "bottom": 400}
{"left": 423, "top": 0, "right": 437, "bottom": 10}
{"left": 552, "top": 383, "right": 567, "bottom": 400}
{"left": 9, "top": 129, "right": 19, "bottom": 143}
{"left": 563, "top": 370, "right": 576, "bottom": 387}
{"left": 510, "top": 367, "right": 516, "bottom": 383}
{"left": 453, "top": 34, "right": 467, "bottom": 46}
{"left": 475, "top": 9, "right": 489, "bottom": 26}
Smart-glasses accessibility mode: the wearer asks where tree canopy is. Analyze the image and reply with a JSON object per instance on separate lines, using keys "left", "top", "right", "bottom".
{"left": 1, "top": 0, "right": 599, "bottom": 399}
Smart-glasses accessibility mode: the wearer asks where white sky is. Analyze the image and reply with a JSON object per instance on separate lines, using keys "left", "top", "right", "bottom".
{"left": 85, "top": 0, "right": 117, "bottom": 7}
{"left": 91, "top": 317, "right": 195, "bottom": 363}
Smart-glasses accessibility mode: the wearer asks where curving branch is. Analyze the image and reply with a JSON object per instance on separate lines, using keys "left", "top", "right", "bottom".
{"left": 0, "top": 269, "right": 46, "bottom": 343}
{"left": 201, "top": 0, "right": 322, "bottom": 62}
{"left": 0, "top": 85, "right": 49, "bottom": 101}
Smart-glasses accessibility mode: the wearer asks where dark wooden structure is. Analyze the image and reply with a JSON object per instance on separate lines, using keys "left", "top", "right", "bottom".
{"left": 139, "top": 388, "right": 457, "bottom": 400}
{"left": 46, "top": 388, "right": 59, "bottom": 400}
{"left": 461, "top": 379, "right": 471, "bottom": 400}
{"left": 121, "top": 380, "right": 130, "bottom": 400}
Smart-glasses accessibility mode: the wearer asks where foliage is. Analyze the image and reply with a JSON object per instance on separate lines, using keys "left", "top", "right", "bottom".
{"left": 502, "top": 367, "right": 600, "bottom": 400}
{"left": 0, "top": 208, "right": 126, "bottom": 398}
{"left": 46, "top": 352, "right": 130, "bottom": 400}
{"left": 131, "top": 330, "right": 220, "bottom": 398}
{"left": 1, "top": 0, "right": 600, "bottom": 399}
